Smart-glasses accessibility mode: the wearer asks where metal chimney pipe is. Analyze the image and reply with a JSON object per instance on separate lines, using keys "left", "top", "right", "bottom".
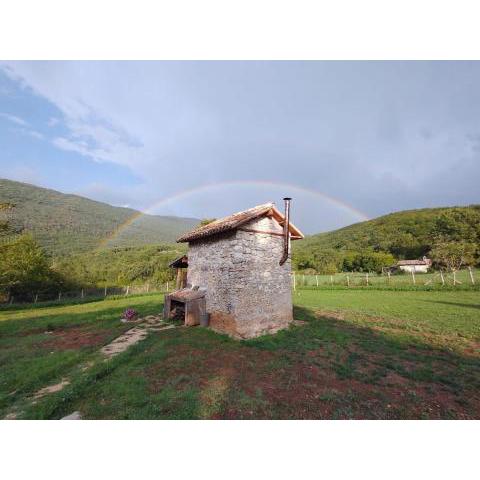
{"left": 279, "top": 197, "right": 292, "bottom": 266}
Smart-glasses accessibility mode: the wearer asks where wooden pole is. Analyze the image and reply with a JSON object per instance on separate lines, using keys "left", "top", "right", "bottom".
{"left": 316, "top": 275, "right": 319, "bottom": 287}
{"left": 34, "top": 294, "right": 38, "bottom": 303}
{"left": 366, "top": 272, "right": 369, "bottom": 286}
{"left": 104, "top": 286, "right": 107, "bottom": 297}
{"left": 387, "top": 271, "right": 391, "bottom": 284}
{"left": 166, "top": 282, "right": 169, "bottom": 292}
{"left": 58, "top": 292, "right": 62, "bottom": 301}
{"left": 81, "top": 289, "right": 84, "bottom": 299}
{"left": 176, "top": 268, "right": 182, "bottom": 290}
{"left": 330, "top": 275, "right": 333, "bottom": 285}
{"left": 9, "top": 296, "right": 14, "bottom": 305}
{"left": 125, "top": 285, "right": 130, "bottom": 296}
{"left": 453, "top": 271, "right": 457, "bottom": 285}
{"left": 346, "top": 275, "right": 350, "bottom": 287}
{"left": 468, "top": 267, "right": 475, "bottom": 285}
{"left": 411, "top": 269, "right": 416, "bottom": 285}
{"left": 293, "top": 273, "right": 296, "bottom": 291}
{"left": 440, "top": 271, "right": 445, "bottom": 286}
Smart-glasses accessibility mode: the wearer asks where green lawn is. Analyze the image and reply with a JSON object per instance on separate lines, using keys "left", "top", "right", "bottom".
{"left": 1, "top": 290, "right": 479, "bottom": 419}
{"left": 295, "top": 289, "right": 480, "bottom": 342}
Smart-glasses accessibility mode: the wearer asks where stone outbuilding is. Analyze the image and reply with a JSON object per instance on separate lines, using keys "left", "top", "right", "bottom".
{"left": 165, "top": 201, "right": 304, "bottom": 339}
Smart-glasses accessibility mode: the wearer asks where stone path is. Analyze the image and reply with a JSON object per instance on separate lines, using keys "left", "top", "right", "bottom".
{"left": 100, "top": 315, "right": 175, "bottom": 358}
{"left": 61, "top": 411, "right": 82, "bottom": 420}
{"left": 3, "top": 314, "right": 175, "bottom": 420}
{"left": 34, "top": 378, "right": 70, "bottom": 399}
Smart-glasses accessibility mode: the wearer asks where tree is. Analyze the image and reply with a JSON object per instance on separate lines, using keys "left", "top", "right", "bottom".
{"left": 0, "top": 234, "right": 62, "bottom": 299}
{"left": 430, "top": 241, "right": 476, "bottom": 272}
{"left": 198, "top": 218, "right": 217, "bottom": 227}
{"left": 433, "top": 209, "right": 480, "bottom": 244}
{"left": 346, "top": 251, "right": 395, "bottom": 273}
{"left": 0, "top": 203, "right": 14, "bottom": 237}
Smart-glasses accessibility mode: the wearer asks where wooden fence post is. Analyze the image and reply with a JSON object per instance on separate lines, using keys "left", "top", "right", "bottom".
{"left": 9, "top": 296, "right": 14, "bottom": 305}
{"left": 316, "top": 275, "right": 319, "bottom": 287}
{"left": 440, "top": 271, "right": 445, "bottom": 286}
{"left": 293, "top": 273, "right": 296, "bottom": 291}
{"left": 346, "top": 275, "right": 350, "bottom": 287}
{"left": 125, "top": 285, "right": 130, "bottom": 296}
{"left": 387, "top": 271, "right": 391, "bottom": 284}
{"left": 34, "top": 294, "right": 38, "bottom": 303}
{"left": 411, "top": 270, "right": 416, "bottom": 285}
{"left": 81, "top": 289, "right": 84, "bottom": 299}
{"left": 453, "top": 271, "right": 457, "bottom": 285}
{"left": 104, "top": 286, "right": 107, "bottom": 297}
{"left": 468, "top": 267, "right": 475, "bottom": 285}
{"left": 330, "top": 275, "right": 333, "bottom": 286}
{"left": 58, "top": 292, "right": 62, "bottom": 301}
{"left": 366, "top": 272, "right": 369, "bottom": 286}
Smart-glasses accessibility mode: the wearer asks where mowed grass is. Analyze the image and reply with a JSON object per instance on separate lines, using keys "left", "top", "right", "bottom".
{"left": 1, "top": 290, "right": 479, "bottom": 419}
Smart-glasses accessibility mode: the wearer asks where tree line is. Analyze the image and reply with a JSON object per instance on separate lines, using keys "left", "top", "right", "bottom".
{"left": 1, "top": 203, "right": 186, "bottom": 302}
{"left": 292, "top": 207, "right": 479, "bottom": 274}
{"left": 1, "top": 204, "right": 479, "bottom": 302}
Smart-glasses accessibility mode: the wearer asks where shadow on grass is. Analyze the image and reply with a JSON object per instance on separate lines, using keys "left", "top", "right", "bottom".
{"left": 418, "top": 300, "right": 480, "bottom": 311}
{"left": 22, "top": 305, "right": 480, "bottom": 420}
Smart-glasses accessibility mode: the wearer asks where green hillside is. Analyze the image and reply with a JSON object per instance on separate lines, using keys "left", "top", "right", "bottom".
{"left": 0, "top": 179, "right": 199, "bottom": 256}
{"left": 54, "top": 244, "right": 187, "bottom": 288}
{"left": 293, "top": 205, "right": 480, "bottom": 272}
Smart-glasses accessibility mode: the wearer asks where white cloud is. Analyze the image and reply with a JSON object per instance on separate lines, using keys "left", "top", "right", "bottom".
{"left": 47, "top": 116, "right": 59, "bottom": 127}
{"left": 25, "top": 129, "right": 44, "bottom": 140}
{"left": 8, "top": 126, "right": 45, "bottom": 141}
{"left": 0, "top": 111, "right": 28, "bottom": 126}
{"left": 2, "top": 61, "right": 480, "bottom": 231}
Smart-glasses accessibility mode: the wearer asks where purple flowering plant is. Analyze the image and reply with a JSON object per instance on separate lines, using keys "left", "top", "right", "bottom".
{"left": 123, "top": 308, "right": 138, "bottom": 321}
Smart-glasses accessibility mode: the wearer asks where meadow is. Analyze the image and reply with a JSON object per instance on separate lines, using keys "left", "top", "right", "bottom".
{"left": 1, "top": 289, "right": 479, "bottom": 419}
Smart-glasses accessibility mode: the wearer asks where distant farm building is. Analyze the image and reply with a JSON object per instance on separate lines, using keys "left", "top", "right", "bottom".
{"left": 396, "top": 257, "right": 432, "bottom": 273}
{"left": 164, "top": 200, "right": 304, "bottom": 339}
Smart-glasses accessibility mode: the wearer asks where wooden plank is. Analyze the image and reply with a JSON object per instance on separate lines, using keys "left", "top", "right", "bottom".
{"left": 239, "top": 227, "right": 284, "bottom": 236}
{"left": 239, "top": 227, "right": 302, "bottom": 240}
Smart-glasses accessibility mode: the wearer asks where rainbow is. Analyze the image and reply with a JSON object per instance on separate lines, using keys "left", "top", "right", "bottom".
{"left": 96, "top": 180, "right": 370, "bottom": 250}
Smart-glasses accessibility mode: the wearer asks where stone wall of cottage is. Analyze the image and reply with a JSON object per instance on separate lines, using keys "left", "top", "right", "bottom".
{"left": 186, "top": 216, "right": 293, "bottom": 338}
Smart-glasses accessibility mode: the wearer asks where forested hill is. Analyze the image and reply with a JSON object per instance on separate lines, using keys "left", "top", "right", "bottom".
{"left": 293, "top": 204, "right": 480, "bottom": 266}
{"left": 0, "top": 178, "right": 199, "bottom": 256}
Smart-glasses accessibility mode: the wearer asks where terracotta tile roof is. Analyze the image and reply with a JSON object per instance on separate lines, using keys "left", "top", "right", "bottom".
{"left": 177, "top": 202, "right": 304, "bottom": 243}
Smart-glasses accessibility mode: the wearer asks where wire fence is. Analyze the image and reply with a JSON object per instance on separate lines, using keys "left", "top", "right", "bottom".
{"left": 3, "top": 282, "right": 175, "bottom": 306}
{"left": 292, "top": 267, "right": 478, "bottom": 289}
{"left": 3, "top": 268, "right": 478, "bottom": 306}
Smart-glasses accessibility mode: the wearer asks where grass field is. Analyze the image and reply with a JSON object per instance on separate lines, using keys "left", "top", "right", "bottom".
{"left": 1, "top": 290, "right": 479, "bottom": 419}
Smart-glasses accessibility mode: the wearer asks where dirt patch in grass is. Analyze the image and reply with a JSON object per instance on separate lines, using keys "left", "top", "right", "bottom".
{"left": 142, "top": 319, "right": 480, "bottom": 419}
{"left": 42, "top": 326, "right": 112, "bottom": 350}
{"left": 16, "top": 327, "right": 48, "bottom": 337}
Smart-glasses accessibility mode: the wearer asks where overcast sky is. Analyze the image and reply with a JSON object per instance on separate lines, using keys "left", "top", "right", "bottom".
{"left": 1, "top": 61, "right": 479, "bottom": 234}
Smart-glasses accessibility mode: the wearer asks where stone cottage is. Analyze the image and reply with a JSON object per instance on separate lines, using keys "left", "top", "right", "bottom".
{"left": 166, "top": 200, "right": 304, "bottom": 339}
